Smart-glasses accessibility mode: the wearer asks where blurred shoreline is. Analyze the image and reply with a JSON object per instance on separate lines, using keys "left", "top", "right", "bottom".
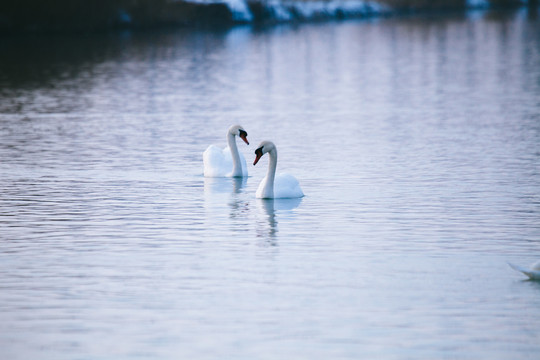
{"left": 0, "top": 0, "right": 536, "bottom": 34}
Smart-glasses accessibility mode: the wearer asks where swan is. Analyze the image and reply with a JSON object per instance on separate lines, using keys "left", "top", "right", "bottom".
{"left": 203, "top": 125, "right": 249, "bottom": 177}
{"left": 253, "top": 141, "right": 304, "bottom": 199}
{"left": 508, "top": 260, "right": 540, "bottom": 280}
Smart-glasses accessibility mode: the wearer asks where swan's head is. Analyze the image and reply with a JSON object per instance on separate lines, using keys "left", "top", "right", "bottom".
{"left": 229, "top": 125, "right": 249, "bottom": 145}
{"left": 253, "top": 141, "right": 275, "bottom": 165}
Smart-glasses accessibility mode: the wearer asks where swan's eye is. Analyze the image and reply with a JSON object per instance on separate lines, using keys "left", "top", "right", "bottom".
{"left": 255, "top": 147, "right": 263, "bottom": 156}
{"left": 239, "top": 129, "right": 247, "bottom": 137}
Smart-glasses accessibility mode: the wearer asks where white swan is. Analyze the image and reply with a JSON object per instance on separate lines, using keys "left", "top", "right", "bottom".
{"left": 253, "top": 141, "right": 304, "bottom": 199}
{"left": 203, "top": 125, "right": 249, "bottom": 177}
{"left": 508, "top": 260, "right": 540, "bottom": 280}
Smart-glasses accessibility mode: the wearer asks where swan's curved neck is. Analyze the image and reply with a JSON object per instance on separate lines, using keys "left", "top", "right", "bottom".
{"left": 228, "top": 132, "right": 242, "bottom": 177}
{"left": 263, "top": 148, "right": 278, "bottom": 198}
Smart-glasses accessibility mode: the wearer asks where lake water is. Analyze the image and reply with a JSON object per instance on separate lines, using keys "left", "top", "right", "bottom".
{"left": 1, "top": 8, "right": 540, "bottom": 360}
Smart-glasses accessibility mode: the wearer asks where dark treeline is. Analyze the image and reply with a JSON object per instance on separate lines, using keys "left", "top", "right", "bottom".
{"left": 0, "top": 0, "right": 532, "bottom": 34}
{"left": 0, "top": 0, "right": 238, "bottom": 32}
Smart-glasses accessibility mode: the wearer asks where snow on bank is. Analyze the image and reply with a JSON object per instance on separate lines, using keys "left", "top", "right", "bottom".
{"left": 184, "top": 0, "right": 390, "bottom": 23}
{"left": 183, "top": 0, "right": 533, "bottom": 24}
{"left": 290, "top": 0, "right": 388, "bottom": 19}
{"left": 226, "top": 0, "right": 254, "bottom": 21}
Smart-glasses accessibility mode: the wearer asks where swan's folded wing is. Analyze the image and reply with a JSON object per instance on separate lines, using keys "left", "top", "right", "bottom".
{"left": 274, "top": 173, "right": 304, "bottom": 199}
{"left": 203, "top": 145, "right": 232, "bottom": 177}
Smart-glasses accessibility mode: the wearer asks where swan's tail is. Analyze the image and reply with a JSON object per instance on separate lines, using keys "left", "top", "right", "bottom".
{"left": 508, "top": 262, "right": 540, "bottom": 280}
{"left": 508, "top": 262, "right": 527, "bottom": 273}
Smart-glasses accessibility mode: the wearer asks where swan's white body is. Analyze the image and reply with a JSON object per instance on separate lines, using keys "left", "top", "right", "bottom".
{"left": 203, "top": 125, "right": 249, "bottom": 178}
{"left": 253, "top": 141, "right": 304, "bottom": 199}
{"left": 508, "top": 260, "right": 540, "bottom": 280}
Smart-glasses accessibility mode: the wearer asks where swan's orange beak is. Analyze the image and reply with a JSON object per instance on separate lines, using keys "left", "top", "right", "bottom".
{"left": 253, "top": 148, "right": 263, "bottom": 166}
{"left": 239, "top": 130, "right": 249, "bottom": 145}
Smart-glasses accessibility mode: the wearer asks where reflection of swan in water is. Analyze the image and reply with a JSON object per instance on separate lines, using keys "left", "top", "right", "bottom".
{"left": 508, "top": 260, "right": 540, "bottom": 280}
{"left": 204, "top": 176, "right": 246, "bottom": 195}
{"left": 203, "top": 125, "right": 249, "bottom": 177}
{"left": 256, "top": 198, "right": 303, "bottom": 241}
{"left": 204, "top": 177, "right": 248, "bottom": 222}
{"left": 260, "top": 199, "right": 277, "bottom": 239}
{"left": 269, "top": 197, "right": 303, "bottom": 211}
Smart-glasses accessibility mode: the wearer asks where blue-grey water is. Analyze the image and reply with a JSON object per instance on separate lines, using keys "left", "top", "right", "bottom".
{"left": 1, "top": 9, "right": 540, "bottom": 360}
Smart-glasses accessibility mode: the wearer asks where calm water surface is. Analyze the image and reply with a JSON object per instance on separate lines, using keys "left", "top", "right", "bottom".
{"left": 1, "top": 9, "right": 540, "bottom": 359}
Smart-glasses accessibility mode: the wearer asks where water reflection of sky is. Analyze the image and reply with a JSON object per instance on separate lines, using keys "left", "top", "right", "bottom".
{"left": 203, "top": 177, "right": 302, "bottom": 243}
